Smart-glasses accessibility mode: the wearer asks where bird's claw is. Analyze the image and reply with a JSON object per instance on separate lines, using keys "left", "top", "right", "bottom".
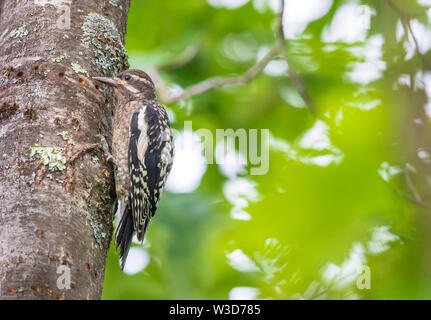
{"left": 96, "top": 134, "right": 118, "bottom": 169}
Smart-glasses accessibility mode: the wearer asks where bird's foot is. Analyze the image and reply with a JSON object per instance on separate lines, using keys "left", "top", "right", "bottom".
{"left": 96, "top": 134, "right": 118, "bottom": 169}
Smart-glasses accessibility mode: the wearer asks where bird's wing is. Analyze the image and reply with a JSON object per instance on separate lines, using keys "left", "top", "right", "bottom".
{"left": 128, "top": 105, "right": 174, "bottom": 241}
{"left": 129, "top": 111, "right": 152, "bottom": 240}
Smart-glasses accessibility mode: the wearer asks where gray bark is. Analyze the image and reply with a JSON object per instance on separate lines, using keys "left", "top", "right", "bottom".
{"left": 0, "top": 0, "right": 130, "bottom": 299}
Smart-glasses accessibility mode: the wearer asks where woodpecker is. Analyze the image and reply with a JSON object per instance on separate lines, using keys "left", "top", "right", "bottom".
{"left": 94, "top": 70, "right": 174, "bottom": 269}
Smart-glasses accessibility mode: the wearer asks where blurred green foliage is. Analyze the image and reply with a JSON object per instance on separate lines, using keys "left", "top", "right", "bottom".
{"left": 102, "top": 0, "right": 431, "bottom": 299}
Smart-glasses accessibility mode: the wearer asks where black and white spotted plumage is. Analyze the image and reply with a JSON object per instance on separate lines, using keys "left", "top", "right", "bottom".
{"left": 129, "top": 105, "right": 174, "bottom": 242}
{"left": 94, "top": 70, "right": 174, "bottom": 270}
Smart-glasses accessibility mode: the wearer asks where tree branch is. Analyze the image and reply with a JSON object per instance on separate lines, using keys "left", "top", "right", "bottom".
{"left": 150, "top": 44, "right": 282, "bottom": 104}
{"left": 386, "top": 0, "right": 431, "bottom": 70}
{"left": 157, "top": 44, "right": 201, "bottom": 71}
{"left": 404, "top": 163, "right": 425, "bottom": 205}
{"left": 276, "top": 0, "right": 317, "bottom": 114}
{"left": 151, "top": 0, "right": 317, "bottom": 114}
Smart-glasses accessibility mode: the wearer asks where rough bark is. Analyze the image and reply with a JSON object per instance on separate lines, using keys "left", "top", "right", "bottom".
{"left": 0, "top": 0, "right": 130, "bottom": 299}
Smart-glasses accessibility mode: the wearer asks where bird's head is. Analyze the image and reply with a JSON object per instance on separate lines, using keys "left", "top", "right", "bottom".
{"left": 93, "top": 69, "right": 156, "bottom": 102}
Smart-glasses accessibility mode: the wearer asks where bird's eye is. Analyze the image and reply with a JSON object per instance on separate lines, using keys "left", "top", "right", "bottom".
{"left": 124, "top": 74, "right": 131, "bottom": 81}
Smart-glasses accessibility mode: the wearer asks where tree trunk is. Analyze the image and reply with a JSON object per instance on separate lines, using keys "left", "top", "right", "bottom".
{"left": 0, "top": 0, "right": 130, "bottom": 299}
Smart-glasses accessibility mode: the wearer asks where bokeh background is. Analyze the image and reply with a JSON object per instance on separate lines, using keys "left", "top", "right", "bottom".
{"left": 102, "top": 0, "right": 431, "bottom": 299}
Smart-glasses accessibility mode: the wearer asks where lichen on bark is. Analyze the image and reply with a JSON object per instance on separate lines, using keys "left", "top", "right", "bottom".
{"left": 81, "top": 13, "right": 129, "bottom": 75}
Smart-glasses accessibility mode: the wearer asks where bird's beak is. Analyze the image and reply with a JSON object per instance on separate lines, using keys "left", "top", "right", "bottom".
{"left": 92, "top": 76, "right": 119, "bottom": 87}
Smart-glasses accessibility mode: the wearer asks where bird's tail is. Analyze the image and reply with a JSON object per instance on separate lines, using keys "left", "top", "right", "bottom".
{"left": 136, "top": 215, "right": 151, "bottom": 243}
{"left": 115, "top": 201, "right": 134, "bottom": 270}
